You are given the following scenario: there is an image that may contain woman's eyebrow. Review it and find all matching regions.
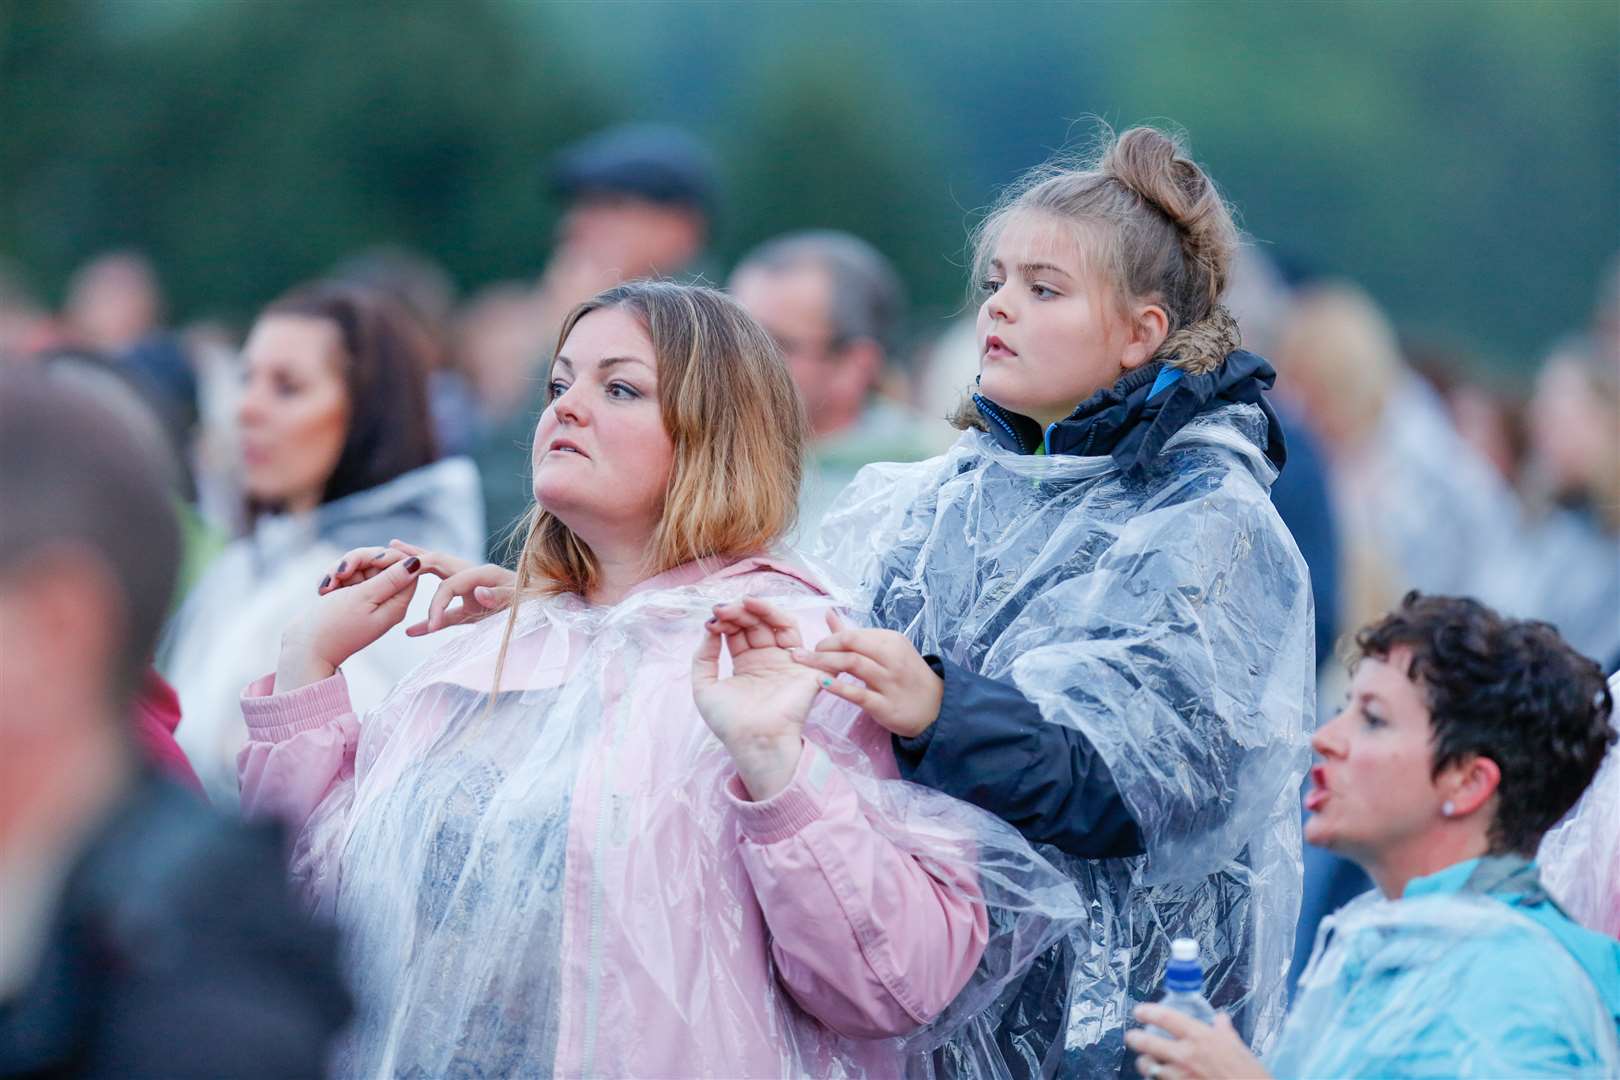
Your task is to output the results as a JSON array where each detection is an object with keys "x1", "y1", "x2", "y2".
[
  {"x1": 1018, "y1": 261, "x2": 1074, "y2": 279},
  {"x1": 597, "y1": 356, "x2": 653, "y2": 373}
]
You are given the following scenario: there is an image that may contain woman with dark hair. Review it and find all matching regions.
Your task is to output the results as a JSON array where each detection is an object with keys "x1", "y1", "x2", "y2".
[
  {"x1": 1127, "y1": 592, "x2": 1620, "y2": 1079},
  {"x1": 162, "y1": 282, "x2": 485, "y2": 804}
]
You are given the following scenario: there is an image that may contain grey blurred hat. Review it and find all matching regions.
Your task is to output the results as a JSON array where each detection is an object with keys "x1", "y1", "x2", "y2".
[{"x1": 550, "y1": 124, "x2": 717, "y2": 218}]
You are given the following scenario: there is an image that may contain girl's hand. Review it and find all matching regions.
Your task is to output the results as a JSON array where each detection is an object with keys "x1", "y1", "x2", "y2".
[
  {"x1": 278, "y1": 551, "x2": 426, "y2": 692},
  {"x1": 789, "y1": 611, "x2": 943, "y2": 739},
  {"x1": 692, "y1": 597, "x2": 821, "y2": 801},
  {"x1": 1123, "y1": 1005, "x2": 1271, "y2": 1080}
]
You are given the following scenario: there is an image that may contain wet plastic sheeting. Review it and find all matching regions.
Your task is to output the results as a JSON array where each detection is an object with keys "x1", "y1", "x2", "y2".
[{"x1": 1271, "y1": 892, "x2": 1620, "y2": 1077}]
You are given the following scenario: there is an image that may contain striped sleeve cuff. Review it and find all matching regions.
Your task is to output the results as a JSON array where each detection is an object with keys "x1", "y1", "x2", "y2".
[
  {"x1": 240, "y1": 671, "x2": 354, "y2": 742},
  {"x1": 727, "y1": 740, "x2": 844, "y2": 844}
]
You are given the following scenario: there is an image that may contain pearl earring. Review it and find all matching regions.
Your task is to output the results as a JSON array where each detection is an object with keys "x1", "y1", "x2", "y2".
[{"x1": 1441, "y1": 800, "x2": 1455, "y2": 818}]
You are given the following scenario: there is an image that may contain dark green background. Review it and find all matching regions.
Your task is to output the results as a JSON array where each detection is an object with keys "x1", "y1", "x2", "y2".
[{"x1": 3, "y1": 0, "x2": 1614, "y2": 375}]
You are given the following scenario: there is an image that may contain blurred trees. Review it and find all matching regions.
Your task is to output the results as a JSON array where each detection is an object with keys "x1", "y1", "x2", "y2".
[
  {"x1": 1, "y1": 0, "x2": 613, "y2": 324},
  {"x1": 719, "y1": 34, "x2": 967, "y2": 336},
  {"x1": 2, "y1": 0, "x2": 1614, "y2": 365}
]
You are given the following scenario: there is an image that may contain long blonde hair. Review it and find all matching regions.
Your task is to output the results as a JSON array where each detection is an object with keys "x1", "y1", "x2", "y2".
[{"x1": 490, "y1": 281, "x2": 807, "y2": 690}]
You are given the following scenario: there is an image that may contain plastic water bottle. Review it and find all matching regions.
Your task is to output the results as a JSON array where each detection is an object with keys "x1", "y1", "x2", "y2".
[{"x1": 1146, "y1": 937, "x2": 1217, "y2": 1036}]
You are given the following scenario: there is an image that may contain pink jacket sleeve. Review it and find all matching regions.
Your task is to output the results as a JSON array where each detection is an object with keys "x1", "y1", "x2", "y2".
[
  {"x1": 237, "y1": 672, "x2": 360, "y2": 834},
  {"x1": 728, "y1": 738, "x2": 990, "y2": 1041}
]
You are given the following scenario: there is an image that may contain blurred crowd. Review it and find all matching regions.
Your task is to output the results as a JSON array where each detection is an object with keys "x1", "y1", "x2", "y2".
[
  {"x1": 4, "y1": 129, "x2": 1614, "y2": 682},
  {"x1": 0, "y1": 123, "x2": 1615, "y2": 1078}
]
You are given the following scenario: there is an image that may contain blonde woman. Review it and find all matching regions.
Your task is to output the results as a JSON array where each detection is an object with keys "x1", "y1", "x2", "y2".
[{"x1": 236, "y1": 282, "x2": 1078, "y2": 1077}]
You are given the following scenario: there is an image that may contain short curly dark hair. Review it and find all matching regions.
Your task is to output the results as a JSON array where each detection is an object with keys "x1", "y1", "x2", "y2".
[{"x1": 1354, "y1": 591, "x2": 1615, "y2": 856}]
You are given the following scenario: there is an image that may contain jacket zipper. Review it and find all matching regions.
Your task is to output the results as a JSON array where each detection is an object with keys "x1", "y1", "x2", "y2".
[{"x1": 973, "y1": 394, "x2": 1031, "y2": 454}]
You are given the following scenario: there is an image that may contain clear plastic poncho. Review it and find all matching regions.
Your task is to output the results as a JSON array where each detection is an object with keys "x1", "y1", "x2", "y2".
[
  {"x1": 1270, "y1": 890, "x2": 1620, "y2": 1077},
  {"x1": 811, "y1": 404, "x2": 1315, "y2": 1077},
  {"x1": 288, "y1": 560, "x2": 1087, "y2": 1078},
  {"x1": 1538, "y1": 673, "x2": 1620, "y2": 938}
]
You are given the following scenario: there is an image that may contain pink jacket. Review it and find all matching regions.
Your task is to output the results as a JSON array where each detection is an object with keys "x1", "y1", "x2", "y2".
[{"x1": 238, "y1": 558, "x2": 992, "y2": 1077}]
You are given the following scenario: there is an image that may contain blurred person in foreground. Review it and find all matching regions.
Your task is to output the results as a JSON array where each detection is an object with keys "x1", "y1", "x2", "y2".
[
  {"x1": 0, "y1": 367, "x2": 349, "y2": 1078},
  {"x1": 160, "y1": 282, "x2": 484, "y2": 805},
  {"x1": 31, "y1": 351, "x2": 205, "y2": 797},
  {"x1": 730, "y1": 230, "x2": 936, "y2": 533},
  {"x1": 472, "y1": 124, "x2": 716, "y2": 558},
  {"x1": 1127, "y1": 592, "x2": 1620, "y2": 1079},
  {"x1": 231, "y1": 282, "x2": 1079, "y2": 1076}
]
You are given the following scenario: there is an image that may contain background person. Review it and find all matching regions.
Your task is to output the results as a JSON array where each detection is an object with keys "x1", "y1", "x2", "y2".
[
  {"x1": 1270, "y1": 283, "x2": 1522, "y2": 637},
  {"x1": 1127, "y1": 592, "x2": 1620, "y2": 1079},
  {"x1": 1502, "y1": 335, "x2": 1620, "y2": 669},
  {"x1": 729, "y1": 230, "x2": 936, "y2": 532},
  {"x1": 160, "y1": 281, "x2": 484, "y2": 804},
  {"x1": 0, "y1": 367, "x2": 349, "y2": 1078}
]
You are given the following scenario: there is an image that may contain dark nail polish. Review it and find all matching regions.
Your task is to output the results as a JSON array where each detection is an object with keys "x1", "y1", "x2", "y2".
[
  {"x1": 404, "y1": 556, "x2": 421, "y2": 573},
  {"x1": 320, "y1": 575, "x2": 331, "y2": 590},
  {"x1": 336, "y1": 560, "x2": 347, "y2": 574}
]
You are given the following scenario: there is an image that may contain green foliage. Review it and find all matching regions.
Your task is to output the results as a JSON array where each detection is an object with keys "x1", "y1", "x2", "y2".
[
  {"x1": 718, "y1": 32, "x2": 968, "y2": 331},
  {"x1": 1, "y1": 0, "x2": 615, "y2": 323}
]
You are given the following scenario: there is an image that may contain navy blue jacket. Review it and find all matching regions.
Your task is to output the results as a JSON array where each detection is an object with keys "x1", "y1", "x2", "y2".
[{"x1": 891, "y1": 352, "x2": 1288, "y2": 862}]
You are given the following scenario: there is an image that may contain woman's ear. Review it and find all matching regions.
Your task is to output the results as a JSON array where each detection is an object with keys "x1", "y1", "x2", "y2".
[
  {"x1": 1442, "y1": 753, "x2": 1502, "y2": 818},
  {"x1": 1119, "y1": 303, "x2": 1169, "y2": 372}
]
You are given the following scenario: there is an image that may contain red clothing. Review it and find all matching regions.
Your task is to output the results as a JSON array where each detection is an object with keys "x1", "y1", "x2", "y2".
[{"x1": 134, "y1": 668, "x2": 205, "y2": 796}]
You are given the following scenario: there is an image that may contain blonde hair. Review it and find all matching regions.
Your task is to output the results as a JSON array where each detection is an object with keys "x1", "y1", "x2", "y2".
[
  {"x1": 1272, "y1": 283, "x2": 1404, "y2": 449},
  {"x1": 953, "y1": 124, "x2": 1241, "y2": 429},
  {"x1": 489, "y1": 281, "x2": 806, "y2": 691}
]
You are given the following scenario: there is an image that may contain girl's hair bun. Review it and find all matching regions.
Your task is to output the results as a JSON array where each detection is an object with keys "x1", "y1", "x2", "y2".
[{"x1": 1101, "y1": 127, "x2": 1237, "y2": 312}]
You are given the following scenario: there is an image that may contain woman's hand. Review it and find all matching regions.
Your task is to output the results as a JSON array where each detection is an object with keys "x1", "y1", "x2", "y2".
[
  {"x1": 692, "y1": 597, "x2": 822, "y2": 801},
  {"x1": 1124, "y1": 1005, "x2": 1271, "y2": 1080},
  {"x1": 277, "y1": 549, "x2": 426, "y2": 692},
  {"x1": 318, "y1": 540, "x2": 516, "y2": 637},
  {"x1": 788, "y1": 611, "x2": 943, "y2": 739}
]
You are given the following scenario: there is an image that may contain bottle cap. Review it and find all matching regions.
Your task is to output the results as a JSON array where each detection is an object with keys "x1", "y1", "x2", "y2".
[{"x1": 1170, "y1": 938, "x2": 1200, "y2": 963}]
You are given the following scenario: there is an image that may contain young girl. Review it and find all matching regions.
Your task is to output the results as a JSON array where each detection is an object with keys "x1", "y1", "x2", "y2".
[
  {"x1": 236, "y1": 282, "x2": 1079, "y2": 1077},
  {"x1": 778, "y1": 126, "x2": 1317, "y2": 1076}
]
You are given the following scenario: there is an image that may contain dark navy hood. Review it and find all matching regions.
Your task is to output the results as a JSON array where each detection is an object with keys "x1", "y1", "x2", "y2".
[{"x1": 972, "y1": 349, "x2": 1288, "y2": 474}]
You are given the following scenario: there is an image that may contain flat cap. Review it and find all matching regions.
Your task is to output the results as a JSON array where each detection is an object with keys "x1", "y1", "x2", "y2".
[{"x1": 550, "y1": 124, "x2": 717, "y2": 217}]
